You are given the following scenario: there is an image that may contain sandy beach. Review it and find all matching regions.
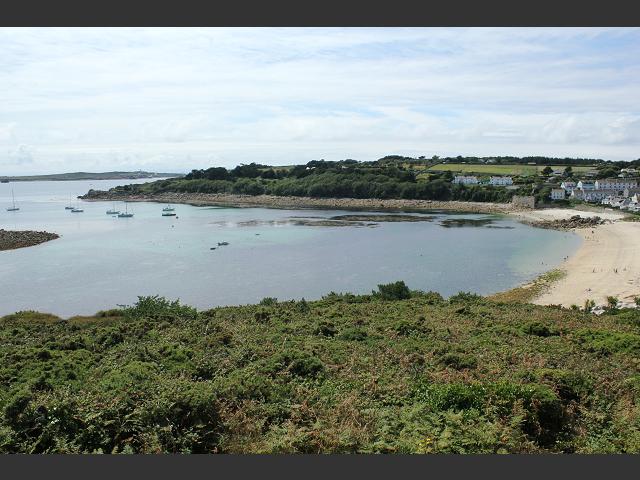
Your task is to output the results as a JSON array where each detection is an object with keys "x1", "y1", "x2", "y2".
[
  {"x1": 509, "y1": 207, "x2": 639, "y2": 308},
  {"x1": 533, "y1": 220, "x2": 640, "y2": 308}
]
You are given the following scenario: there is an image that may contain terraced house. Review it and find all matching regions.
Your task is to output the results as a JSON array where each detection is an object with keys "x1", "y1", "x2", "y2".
[
  {"x1": 594, "y1": 178, "x2": 638, "y2": 192},
  {"x1": 452, "y1": 175, "x2": 479, "y2": 185},
  {"x1": 488, "y1": 176, "x2": 513, "y2": 186}
]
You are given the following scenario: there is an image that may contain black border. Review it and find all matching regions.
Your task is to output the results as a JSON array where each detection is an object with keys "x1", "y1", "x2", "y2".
[
  {"x1": 0, "y1": 0, "x2": 639, "y2": 26},
  {"x1": 2, "y1": 0, "x2": 640, "y2": 477},
  {"x1": 1, "y1": 453, "x2": 640, "y2": 478}
]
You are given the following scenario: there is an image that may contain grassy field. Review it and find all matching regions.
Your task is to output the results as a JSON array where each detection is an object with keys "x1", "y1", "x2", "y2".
[
  {"x1": 426, "y1": 164, "x2": 597, "y2": 176},
  {"x1": 1, "y1": 286, "x2": 639, "y2": 453}
]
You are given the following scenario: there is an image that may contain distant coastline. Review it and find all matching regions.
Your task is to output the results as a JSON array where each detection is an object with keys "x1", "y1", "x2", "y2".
[{"x1": 0, "y1": 171, "x2": 183, "y2": 182}]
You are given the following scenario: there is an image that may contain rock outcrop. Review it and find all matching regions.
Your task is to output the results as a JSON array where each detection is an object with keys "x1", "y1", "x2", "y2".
[{"x1": 0, "y1": 229, "x2": 59, "y2": 251}]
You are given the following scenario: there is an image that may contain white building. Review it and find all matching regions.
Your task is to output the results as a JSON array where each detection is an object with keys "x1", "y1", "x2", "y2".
[
  {"x1": 560, "y1": 181, "x2": 576, "y2": 193},
  {"x1": 452, "y1": 175, "x2": 479, "y2": 185},
  {"x1": 488, "y1": 176, "x2": 513, "y2": 186},
  {"x1": 595, "y1": 178, "x2": 638, "y2": 191},
  {"x1": 550, "y1": 188, "x2": 565, "y2": 200},
  {"x1": 577, "y1": 180, "x2": 595, "y2": 190},
  {"x1": 572, "y1": 189, "x2": 617, "y2": 203}
]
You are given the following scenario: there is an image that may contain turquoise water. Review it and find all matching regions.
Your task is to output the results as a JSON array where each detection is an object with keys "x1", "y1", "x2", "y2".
[{"x1": 0, "y1": 180, "x2": 582, "y2": 317}]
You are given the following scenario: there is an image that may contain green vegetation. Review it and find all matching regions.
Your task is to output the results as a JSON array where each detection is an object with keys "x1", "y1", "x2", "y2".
[
  {"x1": 87, "y1": 155, "x2": 640, "y2": 206},
  {"x1": 488, "y1": 269, "x2": 567, "y2": 304},
  {"x1": 1, "y1": 284, "x2": 640, "y2": 453},
  {"x1": 427, "y1": 164, "x2": 596, "y2": 176},
  {"x1": 93, "y1": 160, "x2": 520, "y2": 204}
]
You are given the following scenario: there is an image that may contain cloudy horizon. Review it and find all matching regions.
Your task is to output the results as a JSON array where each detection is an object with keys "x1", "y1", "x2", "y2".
[{"x1": 1, "y1": 27, "x2": 639, "y2": 175}]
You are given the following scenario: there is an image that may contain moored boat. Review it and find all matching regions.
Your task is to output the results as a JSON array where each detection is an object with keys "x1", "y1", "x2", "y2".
[
  {"x1": 118, "y1": 202, "x2": 134, "y2": 218},
  {"x1": 6, "y1": 189, "x2": 19, "y2": 211}
]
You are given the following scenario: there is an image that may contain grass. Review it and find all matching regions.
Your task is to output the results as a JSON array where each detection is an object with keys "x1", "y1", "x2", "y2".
[
  {"x1": 427, "y1": 164, "x2": 597, "y2": 176},
  {"x1": 488, "y1": 269, "x2": 567, "y2": 304},
  {"x1": 1, "y1": 286, "x2": 640, "y2": 453}
]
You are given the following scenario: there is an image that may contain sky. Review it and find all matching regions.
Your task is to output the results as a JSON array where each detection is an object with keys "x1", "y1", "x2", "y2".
[{"x1": 0, "y1": 27, "x2": 639, "y2": 175}]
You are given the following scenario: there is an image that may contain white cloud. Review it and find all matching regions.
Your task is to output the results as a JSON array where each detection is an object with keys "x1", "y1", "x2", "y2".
[{"x1": 0, "y1": 27, "x2": 639, "y2": 174}]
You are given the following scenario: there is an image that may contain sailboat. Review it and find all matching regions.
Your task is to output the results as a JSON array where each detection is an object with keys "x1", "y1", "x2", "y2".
[
  {"x1": 118, "y1": 202, "x2": 134, "y2": 218},
  {"x1": 106, "y1": 202, "x2": 120, "y2": 215},
  {"x1": 65, "y1": 194, "x2": 74, "y2": 210},
  {"x1": 71, "y1": 199, "x2": 84, "y2": 213},
  {"x1": 6, "y1": 189, "x2": 19, "y2": 211},
  {"x1": 162, "y1": 204, "x2": 175, "y2": 212}
]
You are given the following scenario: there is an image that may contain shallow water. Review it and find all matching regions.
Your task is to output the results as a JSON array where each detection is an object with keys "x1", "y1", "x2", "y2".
[{"x1": 0, "y1": 180, "x2": 582, "y2": 317}]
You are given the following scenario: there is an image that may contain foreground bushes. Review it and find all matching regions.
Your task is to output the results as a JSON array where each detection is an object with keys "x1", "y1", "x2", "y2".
[{"x1": 1, "y1": 293, "x2": 640, "y2": 453}]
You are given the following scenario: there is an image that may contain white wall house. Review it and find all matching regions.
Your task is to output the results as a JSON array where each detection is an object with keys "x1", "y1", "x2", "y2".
[
  {"x1": 452, "y1": 175, "x2": 479, "y2": 185},
  {"x1": 560, "y1": 181, "x2": 576, "y2": 192},
  {"x1": 595, "y1": 178, "x2": 638, "y2": 191},
  {"x1": 550, "y1": 188, "x2": 565, "y2": 200},
  {"x1": 572, "y1": 189, "x2": 617, "y2": 203},
  {"x1": 488, "y1": 176, "x2": 513, "y2": 186},
  {"x1": 577, "y1": 181, "x2": 596, "y2": 190}
]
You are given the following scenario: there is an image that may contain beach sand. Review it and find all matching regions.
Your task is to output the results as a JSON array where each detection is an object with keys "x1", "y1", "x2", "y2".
[{"x1": 533, "y1": 219, "x2": 640, "y2": 308}]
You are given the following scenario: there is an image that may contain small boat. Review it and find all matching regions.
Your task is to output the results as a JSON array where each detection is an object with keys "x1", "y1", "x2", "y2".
[
  {"x1": 162, "y1": 212, "x2": 176, "y2": 217},
  {"x1": 71, "y1": 207, "x2": 84, "y2": 213},
  {"x1": 217, "y1": 241, "x2": 229, "y2": 246},
  {"x1": 65, "y1": 193, "x2": 74, "y2": 210},
  {"x1": 162, "y1": 204, "x2": 175, "y2": 212},
  {"x1": 118, "y1": 202, "x2": 134, "y2": 218},
  {"x1": 6, "y1": 189, "x2": 19, "y2": 211},
  {"x1": 106, "y1": 203, "x2": 120, "y2": 215}
]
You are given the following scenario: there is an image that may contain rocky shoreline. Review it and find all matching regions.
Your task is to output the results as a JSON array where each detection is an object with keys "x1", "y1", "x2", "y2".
[
  {"x1": 519, "y1": 215, "x2": 608, "y2": 231},
  {"x1": 0, "y1": 229, "x2": 59, "y2": 251},
  {"x1": 81, "y1": 190, "x2": 518, "y2": 215}
]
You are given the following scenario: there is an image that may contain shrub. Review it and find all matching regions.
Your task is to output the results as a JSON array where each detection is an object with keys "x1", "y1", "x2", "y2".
[
  {"x1": 438, "y1": 353, "x2": 478, "y2": 370},
  {"x1": 259, "y1": 297, "x2": 278, "y2": 306},
  {"x1": 524, "y1": 322, "x2": 559, "y2": 338},
  {"x1": 314, "y1": 320, "x2": 337, "y2": 337},
  {"x1": 123, "y1": 296, "x2": 197, "y2": 321},
  {"x1": 338, "y1": 327, "x2": 368, "y2": 341},
  {"x1": 264, "y1": 350, "x2": 325, "y2": 378},
  {"x1": 577, "y1": 330, "x2": 640, "y2": 355},
  {"x1": 374, "y1": 281, "x2": 412, "y2": 301},
  {"x1": 449, "y1": 292, "x2": 484, "y2": 304}
]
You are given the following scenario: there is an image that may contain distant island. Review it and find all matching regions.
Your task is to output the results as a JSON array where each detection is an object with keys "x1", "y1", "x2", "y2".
[{"x1": 0, "y1": 171, "x2": 184, "y2": 182}]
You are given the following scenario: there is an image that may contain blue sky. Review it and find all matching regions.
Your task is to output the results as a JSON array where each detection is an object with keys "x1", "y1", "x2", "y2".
[{"x1": 0, "y1": 27, "x2": 639, "y2": 174}]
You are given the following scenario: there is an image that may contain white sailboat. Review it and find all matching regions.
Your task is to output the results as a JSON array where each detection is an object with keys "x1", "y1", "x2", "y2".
[
  {"x1": 6, "y1": 189, "x2": 19, "y2": 211},
  {"x1": 106, "y1": 202, "x2": 120, "y2": 215},
  {"x1": 118, "y1": 202, "x2": 134, "y2": 218},
  {"x1": 71, "y1": 200, "x2": 84, "y2": 213},
  {"x1": 65, "y1": 193, "x2": 74, "y2": 210}
]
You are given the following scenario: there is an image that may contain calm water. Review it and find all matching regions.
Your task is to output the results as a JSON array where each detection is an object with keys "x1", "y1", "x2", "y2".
[{"x1": 0, "y1": 180, "x2": 582, "y2": 317}]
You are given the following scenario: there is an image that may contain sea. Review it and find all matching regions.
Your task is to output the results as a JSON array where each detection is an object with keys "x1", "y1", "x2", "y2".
[{"x1": 0, "y1": 179, "x2": 582, "y2": 317}]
